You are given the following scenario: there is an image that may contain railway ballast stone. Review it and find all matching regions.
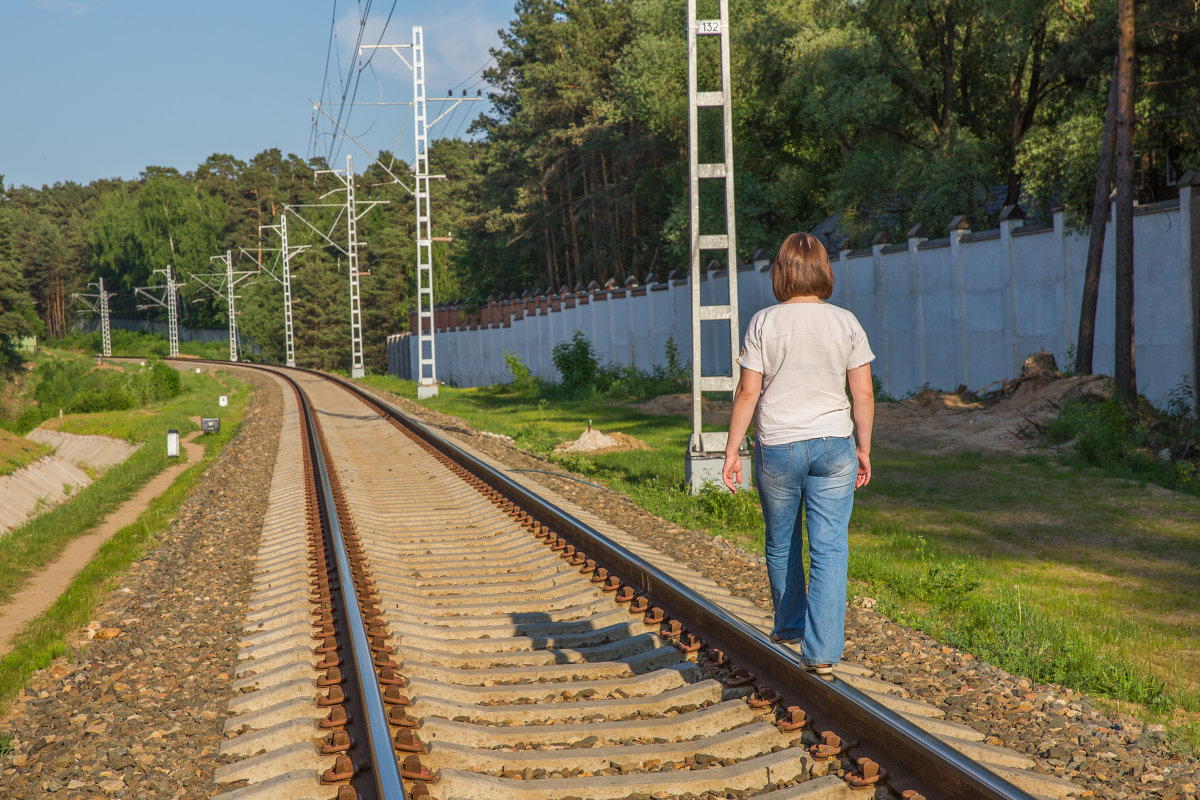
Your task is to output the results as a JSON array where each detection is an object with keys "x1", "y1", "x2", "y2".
[{"x1": 0, "y1": 369, "x2": 281, "y2": 800}]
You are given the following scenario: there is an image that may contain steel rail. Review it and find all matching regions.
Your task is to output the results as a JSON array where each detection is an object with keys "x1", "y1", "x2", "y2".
[
  {"x1": 323, "y1": 372, "x2": 1039, "y2": 800},
  {"x1": 294, "y1": 377, "x2": 407, "y2": 800}
]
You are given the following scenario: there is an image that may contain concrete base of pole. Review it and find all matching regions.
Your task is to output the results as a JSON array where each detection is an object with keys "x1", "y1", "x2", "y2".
[
  {"x1": 417, "y1": 383, "x2": 439, "y2": 399},
  {"x1": 685, "y1": 432, "x2": 748, "y2": 495}
]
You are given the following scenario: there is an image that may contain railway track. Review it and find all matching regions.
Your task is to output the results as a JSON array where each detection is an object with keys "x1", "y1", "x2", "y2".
[{"x1": 206, "y1": 363, "x2": 1082, "y2": 800}]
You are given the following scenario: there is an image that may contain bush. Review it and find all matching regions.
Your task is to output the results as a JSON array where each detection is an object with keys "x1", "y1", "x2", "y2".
[
  {"x1": 695, "y1": 483, "x2": 762, "y2": 529},
  {"x1": 503, "y1": 350, "x2": 541, "y2": 394},
  {"x1": 1045, "y1": 390, "x2": 1200, "y2": 495},
  {"x1": 10, "y1": 356, "x2": 185, "y2": 431},
  {"x1": 127, "y1": 359, "x2": 182, "y2": 404},
  {"x1": 552, "y1": 331, "x2": 598, "y2": 393}
]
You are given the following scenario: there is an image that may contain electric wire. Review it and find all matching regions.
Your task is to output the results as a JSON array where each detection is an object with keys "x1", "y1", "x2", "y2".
[
  {"x1": 329, "y1": 0, "x2": 373, "y2": 162},
  {"x1": 310, "y1": 0, "x2": 340, "y2": 160}
]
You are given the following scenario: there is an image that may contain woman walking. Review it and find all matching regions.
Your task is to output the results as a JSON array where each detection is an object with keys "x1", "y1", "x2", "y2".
[{"x1": 722, "y1": 232, "x2": 875, "y2": 675}]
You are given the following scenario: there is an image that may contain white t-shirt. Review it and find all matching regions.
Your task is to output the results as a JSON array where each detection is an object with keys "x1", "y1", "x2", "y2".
[{"x1": 737, "y1": 302, "x2": 875, "y2": 445}]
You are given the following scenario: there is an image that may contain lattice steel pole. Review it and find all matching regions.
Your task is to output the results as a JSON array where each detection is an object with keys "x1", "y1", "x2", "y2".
[
  {"x1": 412, "y1": 26, "x2": 438, "y2": 398},
  {"x1": 134, "y1": 266, "x2": 180, "y2": 357},
  {"x1": 345, "y1": 154, "x2": 366, "y2": 378},
  {"x1": 685, "y1": 0, "x2": 744, "y2": 494},
  {"x1": 73, "y1": 281, "x2": 116, "y2": 358},
  {"x1": 280, "y1": 215, "x2": 297, "y2": 368},
  {"x1": 98, "y1": 277, "x2": 112, "y2": 358},
  {"x1": 355, "y1": 32, "x2": 483, "y2": 395},
  {"x1": 223, "y1": 252, "x2": 238, "y2": 361},
  {"x1": 165, "y1": 265, "x2": 179, "y2": 357}
]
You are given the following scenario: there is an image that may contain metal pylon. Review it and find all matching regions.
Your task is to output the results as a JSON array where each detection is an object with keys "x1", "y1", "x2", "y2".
[
  {"x1": 685, "y1": 0, "x2": 743, "y2": 493},
  {"x1": 99, "y1": 277, "x2": 113, "y2": 358},
  {"x1": 165, "y1": 265, "x2": 178, "y2": 357},
  {"x1": 280, "y1": 215, "x2": 297, "y2": 368},
  {"x1": 134, "y1": 265, "x2": 179, "y2": 357},
  {"x1": 72, "y1": 279, "x2": 115, "y2": 358},
  {"x1": 345, "y1": 154, "x2": 365, "y2": 378},
  {"x1": 225, "y1": 252, "x2": 239, "y2": 361},
  {"x1": 412, "y1": 26, "x2": 437, "y2": 398},
  {"x1": 285, "y1": 162, "x2": 383, "y2": 377},
  {"x1": 191, "y1": 252, "x2": 255, "y2": 363}
]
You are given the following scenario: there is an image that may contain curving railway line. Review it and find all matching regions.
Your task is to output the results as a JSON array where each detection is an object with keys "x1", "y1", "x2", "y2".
[{"x1": 204, "y1": 362, "x2": 1082, "y2": 800}]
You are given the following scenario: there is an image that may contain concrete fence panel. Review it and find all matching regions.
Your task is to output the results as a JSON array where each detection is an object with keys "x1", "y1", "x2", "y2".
[{"x1": 391, "y1": 191, "x2": 1197, "y2": 407}]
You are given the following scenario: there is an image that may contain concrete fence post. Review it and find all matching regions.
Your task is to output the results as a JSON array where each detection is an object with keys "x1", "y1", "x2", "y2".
[
  {"x1": 999, "y1": 204, "x2": 1025, "y2": 376},
  {"x1": 871, "y1": 231, "x2": 892, "y2": 391},
  {"x1": 907, "y1": 224, "x2": 929, "y2": 386},
  {"x1": 1052, "y1": 207, "x2": 1072, "y2": 360},
  {"x1": 1181, "y1": 171, "x2": 1200, "y2": 408},
  {"x1": 948, "y1": 215, "x2": 972, "y2": 387}
]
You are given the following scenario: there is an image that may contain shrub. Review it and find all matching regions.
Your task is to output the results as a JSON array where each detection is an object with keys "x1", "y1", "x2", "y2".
[
  {"x1": 503, "y1": 350, "x2": 540, "y2": 394},
  {"x1": 1044, "y1": 389, "x2": 1200, "y2": 495},
  {"x1": 127, "y1": 359, "x2": 182, "y2": 404},
  {"x1": 552, "y1": 331, "x2": 598, "y2": 393}
]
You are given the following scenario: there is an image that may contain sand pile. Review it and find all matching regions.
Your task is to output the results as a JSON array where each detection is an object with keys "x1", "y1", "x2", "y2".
[{"x1": 555, "y1": 425, "x2": 650, "y2": 454}]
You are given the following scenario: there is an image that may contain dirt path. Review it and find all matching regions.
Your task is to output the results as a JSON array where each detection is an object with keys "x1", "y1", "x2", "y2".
[{"x1": 0, "y1": 432, "x2": 205, "y2": 658}]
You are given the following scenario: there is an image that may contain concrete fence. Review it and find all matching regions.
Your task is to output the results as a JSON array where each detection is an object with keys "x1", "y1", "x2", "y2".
[{"x1": 389, "y1": 174, "x2": 1200, "y2": 407}]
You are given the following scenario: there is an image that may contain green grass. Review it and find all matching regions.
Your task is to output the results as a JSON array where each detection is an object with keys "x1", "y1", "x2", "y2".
[
  {"x1": 0, "y1": 367, "x2": 251, "y2": 710},
  {"x1": 360, "y1": 378, "x2": 1200, "y2": 750},
  {"x1": 0, "y1": 429, "x2": 50, "y2": 476}
]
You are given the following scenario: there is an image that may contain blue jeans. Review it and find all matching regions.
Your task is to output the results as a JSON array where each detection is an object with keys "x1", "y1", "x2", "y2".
[{"x1": 754, "y1": 435, "x2": 856, "y2": 665}]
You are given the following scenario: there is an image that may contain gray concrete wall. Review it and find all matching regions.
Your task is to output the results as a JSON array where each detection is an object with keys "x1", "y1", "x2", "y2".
[{"x1": 388, "y1": 191, "x2": 1197, "y2": 407}]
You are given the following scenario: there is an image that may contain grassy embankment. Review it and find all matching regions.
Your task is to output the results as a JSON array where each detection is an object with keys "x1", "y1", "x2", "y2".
[
  {"x1": 0, "y1": 430, "x2": 50, "y2": 476},
  {"x1": 0, "y1": 354, "x2": 250, "y2": 710},
  {"x1": 360, "y1": 372, "x2": 1200, "y2": 752}
]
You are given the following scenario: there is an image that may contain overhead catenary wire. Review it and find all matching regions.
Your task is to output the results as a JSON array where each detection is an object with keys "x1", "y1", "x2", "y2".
[
  {"x1": 320, "y1": 0, "x2": 402, "y2": 166},
  {"x1": 313, "y1": 8, "x2": 495, "y2": 171}
]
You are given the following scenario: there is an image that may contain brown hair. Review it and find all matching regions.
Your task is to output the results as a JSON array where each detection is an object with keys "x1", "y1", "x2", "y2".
[{"x1": 771, "y1": 232, "x2": 834, "y2": 301}]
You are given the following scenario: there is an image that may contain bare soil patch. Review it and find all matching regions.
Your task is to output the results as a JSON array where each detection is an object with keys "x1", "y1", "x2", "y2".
[
  {"x1": 628, "y1": 373, "x2": 1108, "y2": 456},
  {"x1": 628, "y1": 392, "x2": 732, "y2": 426},
  {"x1": 875, "y1": 374, "x2": 1109, "y2": 455}
]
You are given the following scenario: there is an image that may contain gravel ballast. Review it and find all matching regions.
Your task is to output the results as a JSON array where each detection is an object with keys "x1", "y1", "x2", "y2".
[{"x1": 0, "y1": 369, "x2": 281, "y2": 800}]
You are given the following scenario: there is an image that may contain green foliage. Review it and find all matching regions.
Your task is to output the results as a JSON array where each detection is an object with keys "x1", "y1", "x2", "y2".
[
  {"x1": 10, "y1": 355, "x2": 183, "y2": 432},
  {"x1": 552, "y1": 331, "x2": 599, "y2": 393},
  {"x1": 513, "y1": 399, "x2": 560, "y2": 455},
  {"x1": 1016, "y1": 110, "x2": 1106, "y2": 224},
  {"x1": 503, "y1": 350, "x2": 541, "y2": 394},
  {"x1": 695, "y1": 483, "x2": 762, "y2": 529},
  {"x1": 1044, "y1": 389, "x2": 1200, "y2": 495},
  {"x1": 546, "y1": 333, "x2": 690, "y2": 399},
  {"x1": 849, "y1": 521, "x2": 1175, "y2": 710}
]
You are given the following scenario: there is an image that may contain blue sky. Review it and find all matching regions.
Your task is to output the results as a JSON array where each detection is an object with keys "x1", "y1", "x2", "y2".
[{"x1": 0, "y1": 0, "x2": 512, "y2": 189}]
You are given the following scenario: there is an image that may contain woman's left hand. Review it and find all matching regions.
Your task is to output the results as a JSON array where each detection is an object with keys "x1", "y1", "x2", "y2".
[
  {"x1": 855, "y1": 450, "x2": 871, "y2": 489},
  {"x1": 721, "y1": 452, "x2": 742, "y2": 493}
]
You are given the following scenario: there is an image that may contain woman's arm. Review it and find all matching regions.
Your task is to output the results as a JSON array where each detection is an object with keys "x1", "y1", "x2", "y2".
[
  {"x1": 722, "y1": 368, "x2": 763, "y2": 493},
  {"x1": 846, "y1": 363, "x2": 874, "y2": 489}
]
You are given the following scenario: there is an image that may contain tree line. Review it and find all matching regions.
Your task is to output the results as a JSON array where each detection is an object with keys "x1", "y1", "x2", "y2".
[{"x1": 2, "y1": 0, "x2": 1196, "y2": 381}]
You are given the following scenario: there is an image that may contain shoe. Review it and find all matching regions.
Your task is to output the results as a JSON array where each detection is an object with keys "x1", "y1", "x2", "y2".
[
  {"x1": 804, "y1": 662, "x2": 835, "y2": 675},
  {"x1": 769, "y1": 632, "x2": 802, "y2": 645}
]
